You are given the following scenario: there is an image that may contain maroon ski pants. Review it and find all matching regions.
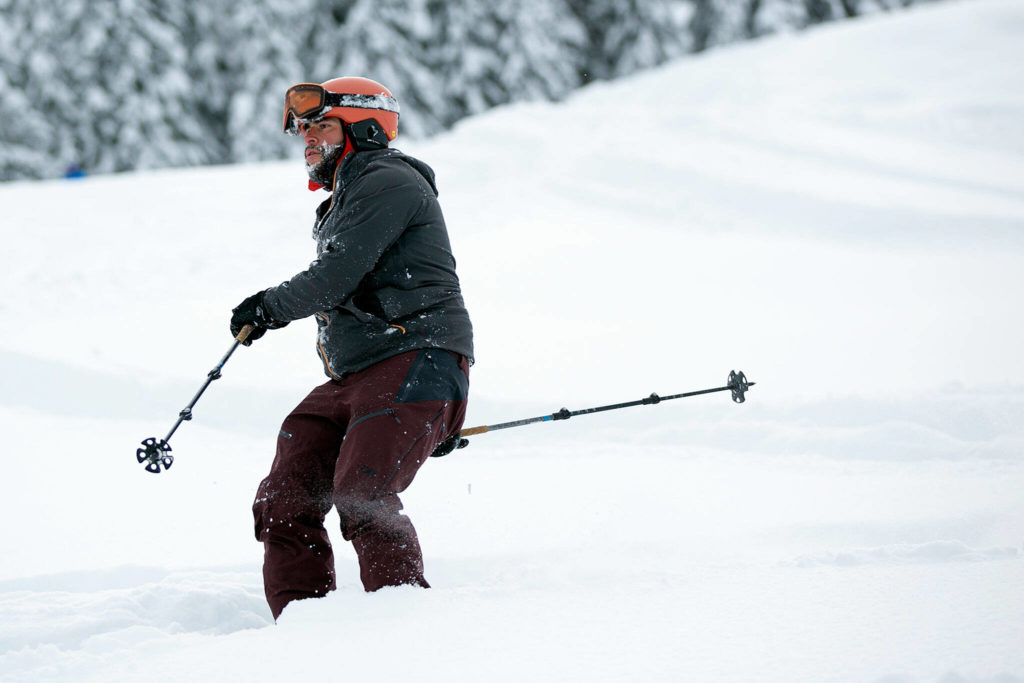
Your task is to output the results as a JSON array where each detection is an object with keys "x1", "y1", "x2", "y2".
[{"x1": 252, "y1": 348, "x2": 468, "y2": 619}]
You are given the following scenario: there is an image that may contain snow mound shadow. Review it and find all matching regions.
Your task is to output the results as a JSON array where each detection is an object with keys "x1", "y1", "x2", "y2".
[
  {"x1": 792, "y1": 540, "x2": 1021, "y2": 568},
  {"x1": 0, "y1": 568, "x2": 272, "y2": 653}
]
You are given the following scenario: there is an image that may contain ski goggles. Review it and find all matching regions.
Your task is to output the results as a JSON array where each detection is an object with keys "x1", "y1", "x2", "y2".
[{"x1": 282, "y1": 83, "x2": 401, "y2": 134}]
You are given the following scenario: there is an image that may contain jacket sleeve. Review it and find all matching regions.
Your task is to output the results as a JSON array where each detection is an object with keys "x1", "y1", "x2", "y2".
[{"x1": 261, "y1": 163, "x2": 424, "y2": 322}]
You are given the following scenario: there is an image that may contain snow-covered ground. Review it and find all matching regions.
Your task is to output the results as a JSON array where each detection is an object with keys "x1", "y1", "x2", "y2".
[{"x1": 2, "y1": 0, "x2": 1023, "y2": 680}]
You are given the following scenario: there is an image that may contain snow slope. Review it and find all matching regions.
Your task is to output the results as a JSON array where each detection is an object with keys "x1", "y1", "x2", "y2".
[{"x1": 1, "y1": 1, "x2": 1023, "y2": 680}]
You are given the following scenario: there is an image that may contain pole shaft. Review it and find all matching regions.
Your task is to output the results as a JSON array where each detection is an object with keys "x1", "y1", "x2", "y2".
[
  {"x1": 459, "y1": 384, "x2": 742, "y2": 438},
  {"x1": 160, "y1": 328, "x2": 253, "y2": 444}
]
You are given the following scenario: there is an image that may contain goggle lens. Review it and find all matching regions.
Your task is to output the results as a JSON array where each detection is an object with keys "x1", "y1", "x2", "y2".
[{"x1": 283, "y1": 84, "x2": 327, "y2": 133}]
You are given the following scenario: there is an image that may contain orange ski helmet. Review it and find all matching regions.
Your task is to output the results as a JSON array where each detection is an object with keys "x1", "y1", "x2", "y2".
[{"x1": 283, "y1": 76, "x2": 399, "y2": 142}]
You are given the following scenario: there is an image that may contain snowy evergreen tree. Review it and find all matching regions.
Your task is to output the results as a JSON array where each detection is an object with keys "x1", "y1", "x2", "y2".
[
  {"x1": 309, "y1": 0, "x2": 441, "y2": 136},
  {"x1": 219, "y1": 0, "x2": 309, "y2": 162},
  {"x1": 566, "y1": 0, "x2": 685, "y2": 82},
  {"x1": 689, "y1": 0, "x2": 721, "y2": 53},
  {"x1": 496, "y1": 0, "x2": 585, "y2": 103},
  {"x1": 689, "y1": 0, "x2": 775, "y2": 50},
  {"x1": 179, "y1": 0, "x2": 309, "y2": 164},
  {"x1": 0, "y1": 0, "x2": 938, "y2": 181},
  {"x1": 753, "y1": 0, "x2": 810, "y2": 36},
  {"x1": 0, "y1": 0, "x2": 42, "y2": 179},
  {"x1": 429, "y1": 0, "x2": 583, "y2": 129},
  {"x1": 85, "y1": 0, "x2": 205, "y2": 173}
]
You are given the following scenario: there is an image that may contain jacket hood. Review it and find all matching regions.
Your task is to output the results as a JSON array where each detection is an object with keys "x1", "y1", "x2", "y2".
[
  {"x1": 323, "y1": 149, "x2": 439, "y2": 197},
  {"x1": 398, "y1": 154, "x2": 439, "y2": 195}
]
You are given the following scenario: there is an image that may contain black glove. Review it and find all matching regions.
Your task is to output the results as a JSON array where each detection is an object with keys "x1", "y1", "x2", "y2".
[
  {"x1": 230, "y1": 290, "x2": 288, "y2": 345},
  {"x1": 430, "y1": 435, "x2": 469, "y2": 458}
]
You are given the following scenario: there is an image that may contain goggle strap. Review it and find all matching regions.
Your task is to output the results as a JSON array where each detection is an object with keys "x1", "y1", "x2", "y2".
[{"x1": 324, "y1": 92, "x2": 401, "y2": 115}]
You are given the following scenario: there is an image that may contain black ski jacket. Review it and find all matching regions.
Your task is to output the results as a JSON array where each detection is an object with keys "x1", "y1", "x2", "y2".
[{"x1": 262, "y1": 148, "x2": 474, "y2": 379}]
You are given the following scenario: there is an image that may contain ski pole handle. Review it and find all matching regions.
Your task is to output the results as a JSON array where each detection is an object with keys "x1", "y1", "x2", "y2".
[
  {"x1": 235, "y1": 324, "x2": 256, "y2": 343},
  {"x1": 460, "y1": 425, "x2": 489, "y2": 437}
]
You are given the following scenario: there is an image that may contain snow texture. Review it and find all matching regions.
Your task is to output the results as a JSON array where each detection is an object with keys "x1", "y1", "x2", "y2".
[{"x1": 1, "y1": 1, "x2": 1023, "y2": 680}]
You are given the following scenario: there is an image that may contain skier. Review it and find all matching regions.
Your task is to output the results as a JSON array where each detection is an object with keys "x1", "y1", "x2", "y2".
[{"x1": 230, "y1": 77, "x2": 474, "y2": 620}]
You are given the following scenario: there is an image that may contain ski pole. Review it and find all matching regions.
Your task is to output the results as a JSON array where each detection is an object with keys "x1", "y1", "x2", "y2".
[
  {"x1": 432, "y1": 370, "x2": 755, "y2": 456},
  {"x1": 135, "y1": 324, "x2": 254, "y2": 473}
]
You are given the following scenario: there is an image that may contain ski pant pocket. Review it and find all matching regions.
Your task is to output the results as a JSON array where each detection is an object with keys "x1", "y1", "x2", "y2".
[{"x1": 395, "y1": 349, "x2": 469, "y2": 404}]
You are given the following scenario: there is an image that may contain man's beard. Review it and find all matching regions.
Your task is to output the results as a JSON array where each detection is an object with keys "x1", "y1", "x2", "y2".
[{"x1": 306, "y1": 141, "x2": 346, "y2": 188}]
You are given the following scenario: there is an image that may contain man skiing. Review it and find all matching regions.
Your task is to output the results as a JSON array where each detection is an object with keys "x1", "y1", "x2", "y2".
[{"x1": 230, "y1": 77, "x2": 474, "y2": 620}]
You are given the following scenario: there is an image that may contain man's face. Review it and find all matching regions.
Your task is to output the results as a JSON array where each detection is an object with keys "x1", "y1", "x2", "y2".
[{"x1": 299, "y1": 118, "x2": 345, "y2": 166}]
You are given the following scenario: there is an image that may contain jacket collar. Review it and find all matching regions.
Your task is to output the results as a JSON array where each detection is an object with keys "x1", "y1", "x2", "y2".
[{"x1": 331, "y1": 148, "x2": 394, "y2": 196}]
